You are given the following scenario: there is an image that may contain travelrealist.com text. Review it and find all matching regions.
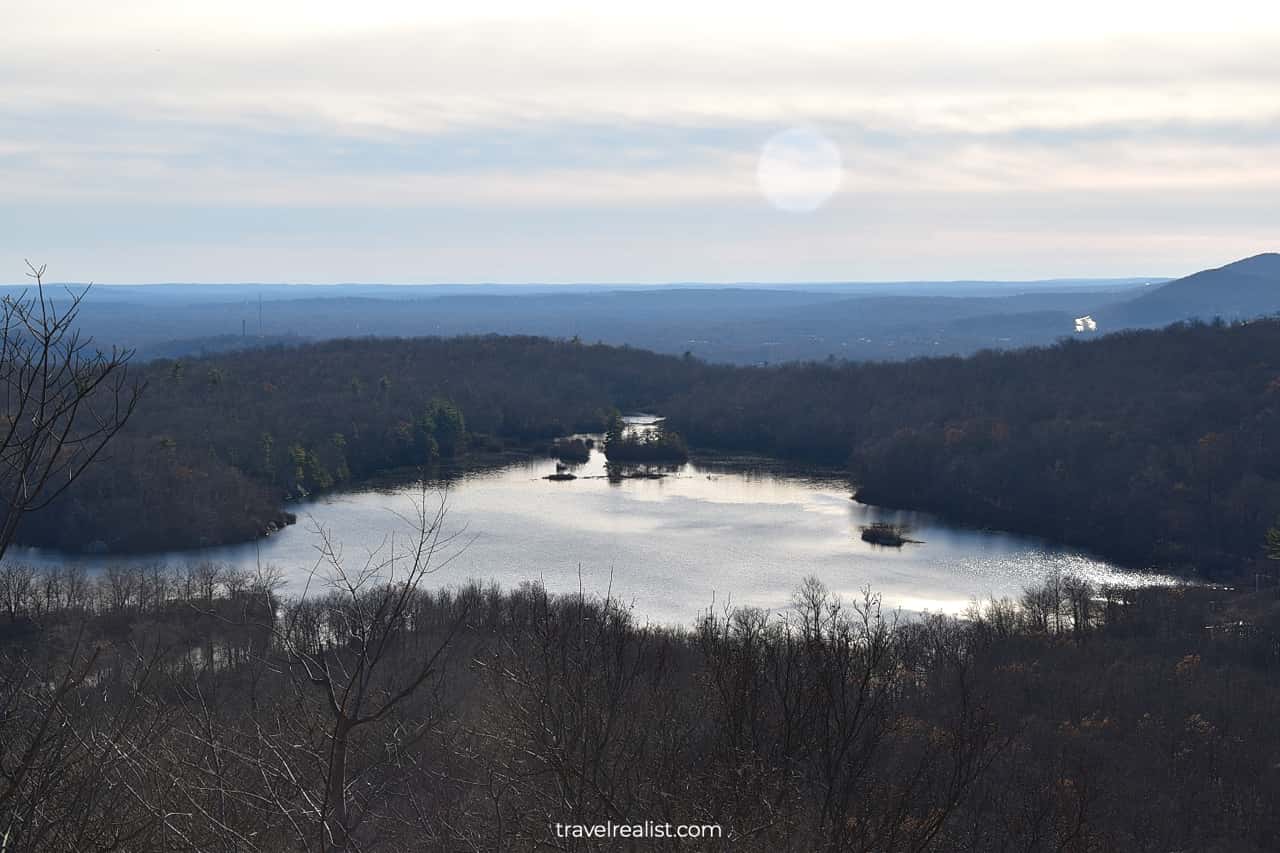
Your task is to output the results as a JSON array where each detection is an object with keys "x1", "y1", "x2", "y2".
[{"x1": 553, "y1": 822, "x2": 723, "y2": 840}]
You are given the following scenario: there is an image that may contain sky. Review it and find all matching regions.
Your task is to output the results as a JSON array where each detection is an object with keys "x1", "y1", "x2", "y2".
[{"x1": 3, "y1": 1, "x2": 1280, "y2": 284}]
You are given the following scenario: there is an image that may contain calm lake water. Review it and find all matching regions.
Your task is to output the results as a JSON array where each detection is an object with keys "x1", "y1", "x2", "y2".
[{"x1": 11, "y1": 418, "x2": 1178, "y2": 626}]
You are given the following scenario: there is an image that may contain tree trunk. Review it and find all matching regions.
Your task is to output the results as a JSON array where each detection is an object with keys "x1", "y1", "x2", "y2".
[{"x1": 324, "y1": 717, "x2": 351, "y2": 853}]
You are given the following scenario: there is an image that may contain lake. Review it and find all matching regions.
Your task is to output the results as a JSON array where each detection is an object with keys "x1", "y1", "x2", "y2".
[{"x1": 10, "y1": 418, "x2": 1177, "y2": 626}]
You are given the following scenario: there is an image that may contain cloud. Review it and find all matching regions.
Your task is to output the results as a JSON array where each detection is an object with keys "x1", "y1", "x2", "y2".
[{"x1": 2, "y1": 2, "x2": 1279, "y2": 280}]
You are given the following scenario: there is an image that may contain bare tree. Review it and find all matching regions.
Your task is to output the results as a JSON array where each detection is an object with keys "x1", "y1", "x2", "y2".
[
  {"x1": 0, "y1": 262, "x2": 141, "y2": 560},
  {"x1": 159, "y1": 486, "x2": 473, "y2": 852},
  {"x1": 295, "y1": 491, "x2": 471, "y2": 852}
]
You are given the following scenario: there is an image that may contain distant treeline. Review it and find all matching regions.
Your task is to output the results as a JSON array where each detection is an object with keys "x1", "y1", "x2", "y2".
[{"x1": 21, "y1": 320, "x2": 1280, "y2": 577}]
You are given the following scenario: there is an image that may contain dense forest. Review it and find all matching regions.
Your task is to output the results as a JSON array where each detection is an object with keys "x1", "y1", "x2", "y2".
[
  {"x1": 18, "y1": 337, "x2": 690, "y2": 552},
  {"x1": 2, "y1": 553, "x2": 1279, "y2": 851},
  {"x1": 20, "y1": 318, "x2": 1280, "y2": 579},
  {"x1": 666, "y1": 318, "x2": 1280, "y2": 578}
]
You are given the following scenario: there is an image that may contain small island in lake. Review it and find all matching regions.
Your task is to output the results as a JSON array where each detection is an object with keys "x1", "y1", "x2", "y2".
[
  {"x1": 860, "y1": 522, "x2": 918, "y2": 547},
  {"x1": 544, "y1": 462, "x2": 578, "y2": 481},
  {"x1": 603, "y1": 413, "x2": 690, "y2": 463}
]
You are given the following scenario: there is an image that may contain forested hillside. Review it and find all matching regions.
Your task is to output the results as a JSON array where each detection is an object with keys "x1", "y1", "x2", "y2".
[
  {"x1": 666, "y1": 319, "x2": 1280, "y2": 576},
  {"x1": 19, "y1": 337, "x2": 690, "y2": 552},
  {"x1": 22, "y1": 320, "x2": 1280, "y2": 578}
]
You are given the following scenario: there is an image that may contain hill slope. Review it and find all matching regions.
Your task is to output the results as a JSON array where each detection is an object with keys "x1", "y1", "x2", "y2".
[{"x1": 1101, "y1": 252, "x2": 1280, "y2": 328}]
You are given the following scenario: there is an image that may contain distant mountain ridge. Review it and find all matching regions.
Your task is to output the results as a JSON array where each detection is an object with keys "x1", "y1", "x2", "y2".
[
  {"x1": 1099, "y1": 252, "x2": 1280, "y2": 328},
  {"x1": 7, "y1": 255, "x2": 1278, "y2": 364}
]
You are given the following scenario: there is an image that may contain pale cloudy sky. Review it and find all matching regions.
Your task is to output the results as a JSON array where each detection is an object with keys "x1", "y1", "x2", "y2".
[{"x1": 3, "y1": 1, "x2": 1279, "y2": 283}]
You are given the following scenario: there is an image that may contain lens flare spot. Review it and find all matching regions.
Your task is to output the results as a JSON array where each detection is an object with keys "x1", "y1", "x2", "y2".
[{"x1": 756, "y1": 127, "x2": 843, "y2": 213}]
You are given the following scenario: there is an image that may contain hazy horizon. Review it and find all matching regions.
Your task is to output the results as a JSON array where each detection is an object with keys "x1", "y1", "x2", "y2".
[{"x1": 0, "y1": 274, "x2": 1172, "y2": 288}]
